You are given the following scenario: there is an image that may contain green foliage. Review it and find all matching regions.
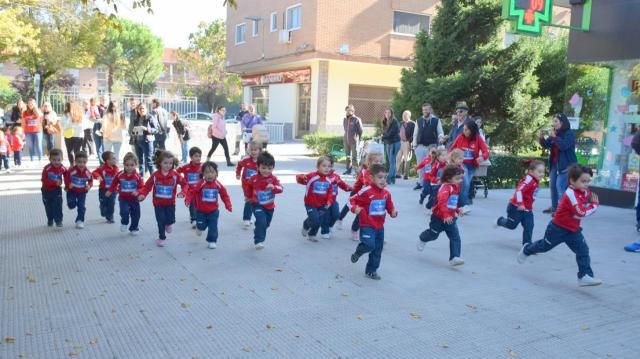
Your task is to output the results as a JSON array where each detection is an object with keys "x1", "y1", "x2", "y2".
[
  {"x1": 486, "y1": 154, "x2": 548, "y2": 188},
  {"x1": 0, "y1": 6, "x2": 39, "y2": 62},
  {"x1": 0, "y1": 76, "x2": 20, "y2": 108},
  {"x1": 116, "y1": 20, "x2": 164, "y2": 94},
  {"x1": 303, "y1": 133, "x2": 345, "y2": 156}
]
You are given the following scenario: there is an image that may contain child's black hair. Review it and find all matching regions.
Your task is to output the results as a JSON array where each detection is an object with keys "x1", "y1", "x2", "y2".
[
  {"x1": 257, "y1": 151, "x2": 275, "y2": 168},
  {"x1": 153, "y1": 150, "x2": 177, "y2": 170},
  {"x1": 189, "y1": 146, "x2": 202, "y2": 158},
  {"x1": 568, "y1": 164, "x2": 593, "y2": 182},
  {"x1": 75, "y1": 151, "x2": 88, "y2": 161},
  {"x1": 440, "y1": 165, "x2": 465, "y2": 184},
  {"x1": 102, "y1": 151, "x2": 115, "y2": 162},
  {"x1": 49, "y1": 148, "x2": 63, "y2": 159},
  {"x1": 201, "y1": 161, "x2": 218, "y2": 176},
  {"x1": 369, "y1": 163, "x2": 387, "y2": 176}
]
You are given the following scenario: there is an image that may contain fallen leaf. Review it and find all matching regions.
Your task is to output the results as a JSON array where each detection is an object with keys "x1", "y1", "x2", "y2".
[
  {"x1": 465, "y1": 304, "x2": 477, "y2": 310},
  {"x1": 275, "y1": 268, "x2": 283, "y2": 272},
  {"x1": 5, "y1": 337, "x2": 16, "y2": 344},
  {"x1": 271, "y1": 287, "x2": 278, "y2": 291},
  {"x1": 206, "y1": 325, "x2": 213, "y2": 330},
  {"x1": 65, "y1": 290, "x2": 71, "y2": 295},
  {"x1": 508, "y1": 349, "x2": 517, "y2": 357},
  {"x1": 89, "y1": 338, "x2": 97, "y2": 345},
  {"x1": 25, "y1": 332, "x2": 32, "y2": 336},
  {"x1": 26, "y1": 275, "x2": 36, "y2": 283},
  {"x1": 581, "y1": 325, "x2": 590, "y2": 331},
  {"x1": 73, "y1": 344, "x2": 83, "y2": 349},
  {"x1": 193, "y1": 288, "x2": 199, "y2": 292},
  {"x1": 64, "y1": 338, "x2": 72, "y2": 343},
  {"x1": 409, "y1": 312, "x2": 422, "y2": 319},
  {"x1": 266, "y1": 324, "x2": 274, "y2": 329},
  {"x1": 437, "y1": 343, "x2": 449, "y2": 349},
  {"x1": 513, "y1": 325, "x2": 521, "y2": 330},
  {"x1": 341, "y1": 292, "x2": 350, "y2": 297},
  {"x1": 180, "y1": 303, "x2": 189, "y2": 309},
  {"x1": 68, "y1": 352, "x2": 80, "y2": 357},
  {"x1": 357, "y1": 315, "x2": 364, "y2": 320},
  {"x1": 242, "y1": 346, "x2": 252, "y2": 352}
]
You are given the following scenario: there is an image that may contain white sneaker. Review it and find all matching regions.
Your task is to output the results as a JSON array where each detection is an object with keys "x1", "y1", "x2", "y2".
[
  {"x1": 75, "y1": 221, "x2": 85, "y2": 229},
  {"x1": 208, "y1": 242, "x2": 217, "y2": 249},
  {"x1": 129, "y1": 229, "x2": 140, "y2": 236},
  {"x1": 460, "y1": 206, "x2": 472, "y2": 215},
  {"x1": 301, "y1": 227, "x2": 308, "y2": 238},
  {"x1": 5, "y1": 169, "x2": 12, "y2": 174},
  {"x1": 351, "y1": 231, "x2": 360, "y2": 241},
  {"x1": 321, "y1": 233, "x2": 331, "y2": 240},
  {"x1": 243, "y1": 220, "x2": 251, "y2": 229},
  {"x1": 578, "y1": 275, "x2": 602, "y2": 287},
  {"x1": 335, "y1": 220, "x2": 343, "y2": 230},
  {"x1": 416, "y1": 240, "x2": 426, "y2": 252},
  {"x1": 449, "y1": 257, "x2": 465, "y2": 266},
  {"x1": 191, "y1": 222, "x2": 197, "y2": 229},
  {"x1": 517, "y1": 245, "x2": 528, "y2": 264},
  {"x1": 196, "y1": 229, "x2": 203, "y2": 237},
  {"x1": 120, "y1": 225, "x2": 127, "y2": 232},
  {"x1": 307, "y1": 235, "x2": 318, "y2": 242},
  {"x1": 255, "y1": 243, "x2": 265, "y2": 250}
]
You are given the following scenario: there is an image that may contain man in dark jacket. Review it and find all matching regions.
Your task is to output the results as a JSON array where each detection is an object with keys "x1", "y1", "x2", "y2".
[
  {"x1": 445, "y1": 102, "x2": 473, "y2": 149},
  {"x1": 397, "y1": 110, "x2": 416, "y2": 180},
  {"x1": 342, "y1": 104, "x2": 363, "y2": 175},
  {"x1": 412, "y1": 103, "x2": 443, "y2": 189},
  {"x1": 151, "y1": 99, "x2": 170, "y2": 150},
  {"x1": 625, "y1": 131, "x2": 640, "y2": 252}
]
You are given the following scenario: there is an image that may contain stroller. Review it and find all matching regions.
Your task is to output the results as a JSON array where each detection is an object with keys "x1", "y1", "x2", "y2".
[
  {"x1": 470, "y1": 159, "x2": 491, "y2": 199},
  {"x1": 358, "y1": 136, "x2": 385, "y2": 165}
]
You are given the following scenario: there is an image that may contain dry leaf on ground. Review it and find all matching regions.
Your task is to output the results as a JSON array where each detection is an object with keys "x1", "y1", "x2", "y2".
[{"x1": 409, "y1": 312, "x2": 422, "y2": 319}]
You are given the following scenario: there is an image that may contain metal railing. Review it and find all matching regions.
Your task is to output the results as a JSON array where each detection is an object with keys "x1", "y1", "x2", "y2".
[{"x1": 265, "y1": 122, "x2": 285, "y2": 144}]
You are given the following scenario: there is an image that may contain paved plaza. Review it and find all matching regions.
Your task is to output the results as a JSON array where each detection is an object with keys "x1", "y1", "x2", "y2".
[{"x1": 0, "y1": 143, "x2": 639, "y2": 358}]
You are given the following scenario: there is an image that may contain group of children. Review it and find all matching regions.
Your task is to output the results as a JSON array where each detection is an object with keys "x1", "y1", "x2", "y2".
[{"x1": 0, "y1": 126, "x2": 25, "y2": 173}]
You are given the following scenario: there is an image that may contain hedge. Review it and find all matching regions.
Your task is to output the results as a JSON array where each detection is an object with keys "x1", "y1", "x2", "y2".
[{"x1": 303, "y1": 133, "x2": 345, "y2": 156}]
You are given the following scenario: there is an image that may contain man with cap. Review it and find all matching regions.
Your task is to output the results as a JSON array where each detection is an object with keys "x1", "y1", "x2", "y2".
[{"x1": 445, "y1": 102, "x2": 473, "y2": 148}]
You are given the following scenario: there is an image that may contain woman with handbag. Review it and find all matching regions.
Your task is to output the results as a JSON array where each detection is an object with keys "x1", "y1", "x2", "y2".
[
  {"x1": 207, "y1": 106, "x2": 234, "y2": 166},
  {"x1": 130, "y1": 103, "x2": 158, "y2": 176},
  {"x1": 42, "y1": 102, "x2": 61, "y2": 155}
]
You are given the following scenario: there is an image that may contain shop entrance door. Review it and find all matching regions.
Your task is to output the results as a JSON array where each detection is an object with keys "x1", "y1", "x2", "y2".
[{"x1": 297, "y1": 83, "x2": 311, "y2": 137}]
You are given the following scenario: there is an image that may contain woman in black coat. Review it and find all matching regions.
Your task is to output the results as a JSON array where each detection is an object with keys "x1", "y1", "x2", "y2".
[{"x1": 381, "y1": 108, "x2": 401, "y2": 184}]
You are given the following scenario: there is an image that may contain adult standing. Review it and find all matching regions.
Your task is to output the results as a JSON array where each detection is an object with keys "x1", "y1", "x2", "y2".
[
  {"x1": 21, "y1": 98, "x2": 42, "y2": 163},
  {"x1": 81, "y1": 99, "x2": 94, "y2": 156},
  {"x1": 445, "y1": 102, "x2": 473, "y2": 149},
  {"x1": 151, "y1": 99, "x2": 170, "y2": 150},
  {"x1": 171, "y1": 111, "x2": 190, "y2": 164},
  {"x1": 10, "y1": 99, "x2": 25, "y2": 128},
  {"x1": 412, "y1": 103, "x2": 444, "y2": 189},
  {"x1": 102, "y1": 101, "x2": 126, "y2": 161},
  {"x1": 625, "y1": 131, "x2": 640, "y2": 252},
  {"x1": 207, "y1": 106, "x2": 234, "y2": 166},
  {"x1": 89, "y1": 98, "x2": 104, "y2": 163},
  {"x1": 342, "y1": 104, "x2": 363, "y2": 175},
  {"x1": 127, "y1": 98, "x2": 138, "y2": 153},
  {"x1": 130, "y1": 103, "x2": 158, "y2": 176},
  {"x1": 381, "y1": 108, "x2": 400, "y2": 184},
  {"x1": 41, "y1": 102, "x2": 60, "y2": 154},
  {"x1": 61, "y1": 102, "x2": 84, "y2": 166},
  {"x1": 396, "y1": 110, "x2": 416, "y2": 180},
  {"x1": 234, "y1": 103, "x2": 249, "y2": 155},
  {"x1": 241, "y1": 104, "x2": 263, "y2": 153},
  {"x1": 449, "y1": 120, "x2": 489, "y2": 213},
  {"x1": 539, "y1": 113, "x2": 577, "y2": 214}
]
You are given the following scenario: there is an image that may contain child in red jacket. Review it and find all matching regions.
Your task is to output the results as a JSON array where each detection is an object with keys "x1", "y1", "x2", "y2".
[
  {"x1": 496, "y1": 160, "x2": 545, "y2": 245},
  {"x1": 417, "y1": 165, "x2": 466, "y2": 266},
  {"x1": 11, "y1": 126, "x2": 25, "y2": 167},
  {"x1": 415, "y1": 145, "x2": 436, "y2": 205},
  {"x1": 322, "y1": 158, "x2": 352, "y2": 238},
  {"x1": 186, "y1": 161, "x2": 232, "y2": 249},
  {"x1": 64, "y1": 151, "x2": 93, "y2": 229},
  {"x1": 0, "y1": 130, "x2": 12, "y2": 172},
  {"x1": 236, "y1": 141, "x2": 262, "y2": 228},
  {"x1": 92, "y1": 151, "x2": 119, "y2": 224},
  {"x1": 41, "y1": 148, "x2": 66, "y2": 227},
  {"x1": 106, "y1": 152, "x2": 145, "y2": 235},
  {"x1": 349, "y1": 163, "x2": 398, "y2": 280},
  {"x1": 296, "y1": 156, "x2": 335, "y2": 242},
  {"x1": 246, "y1": 151, "x2": 283, "y2": 250},
  {"x1": 178, "y1": 146, "x2": 203, "y2": 228},
  {"x1": 425, "y1": 148, "x2": 448, "y2": 210},
  {"x1": 139, "y1": 151, "x2": 188, "y2": 247},
  {"x1": 518, "y1": 164, "x2": 602, "y2": 287}
]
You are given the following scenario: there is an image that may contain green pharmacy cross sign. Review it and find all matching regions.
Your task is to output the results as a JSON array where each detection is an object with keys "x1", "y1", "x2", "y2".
[{"x1": 503, "y1": 0, "x2": 552, "y2": 35}]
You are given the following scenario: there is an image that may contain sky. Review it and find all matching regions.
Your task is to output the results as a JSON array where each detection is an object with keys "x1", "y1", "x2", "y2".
[{"x1": 118, "y1": 0, "x2": 227, "y2": 49}]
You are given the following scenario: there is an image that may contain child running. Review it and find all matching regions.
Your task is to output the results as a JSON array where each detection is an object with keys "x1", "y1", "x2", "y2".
[
  {"x1": 322, "y1": 158, "x2": 352, "y2": 239},
  {"x1": 417, "y1": 165, "x2": 466, "y2": 266},
  {"x1": 517, "y1": 164, "x2": 602, "y2": 287},
  {"x1": 64, "y1": 151, "x2": 93, "y2": 229},
  {"x1": 296, "y1": 156, "x2": 335, "y2": 242},
  {"x1": 349, "y1": 163, "x2": 398, "y2": 280},
  {"x1": 139, "y1": 151, "x2": 188, "y2": 247},
  {"x1": 496, "y1": 160, "x2": 545, "y2": 246},
  {"x1": 41, "y1": 148, "x2": 66, "y2": 228},
  {"x1": 246, "y1": 151, "x2": 283, "y2": 250},
  {"x1": 186, "y1": 161, "x2": 232, "y2": 249},
  {"x1": 0, "y1": 130, "x2": 12, "y2": 173},
  {"x1": 415, "y1": 145, "x2": 436, "y2": 205},
  {"x1": 236, "y1": 141, "x2": 262, "y2": 229},
  {"x1": 178, "y1": 147, "x2": 203, "y2": 228},
  {"x1": 106, "y1": 152, "x2": 144, "y2": 235},
  {"x1": 11, "y1": 127, "x2": 24, "y2": 167},
  {"x1": 425, "y1": 148, "x2": 448, "y2": 210},
  {"x1": 92, "y1": 151, "x2": 119, "y2": 224}
]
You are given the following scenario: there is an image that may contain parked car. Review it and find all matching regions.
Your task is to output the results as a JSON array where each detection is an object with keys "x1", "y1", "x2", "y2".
[{"x1": 181, "y1": 111, "x2": 242, "y2": 156}]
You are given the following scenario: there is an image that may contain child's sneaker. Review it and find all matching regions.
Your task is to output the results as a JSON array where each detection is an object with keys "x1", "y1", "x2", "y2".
[
  {"x1": 47, "y1": 221, "x2": 54, "y2": 227},
  {"x1": 196, "y1": 229, "x2": 203, "y2": 237},
  {"x1": 243, "y1": 220, "x2": 251, "y2": 229},
  {"x1": 449, "y1": 257, "x2": 465, "y2": 266},
  {"x1": 351, "y1": 231, "x2": 359, "y2": 241},
  {"x1": 255, "y1": 243, "x2": 265, "y2": 250},
  {"x1": 129, "y1": 229, "x2": 140, "y2": 236},
  {"x1": 55, "y1": 222, "x2": 63, "y2": 229},
  {"x1": 416, "y1": 240, "x2": 426, "y2": 252},
  {"x1": 75, "y1": 221, "x2": 84, "y2": 229},
  {"x1": 460, "y1": 206, "x2": 472, "y2": 215},
  {"x1": 624, "y1": 241, "x2": 640, "y2": 253},
  {"x1": 494, "y1": 217, "x2": 502, "y2": 229},
  {"x1": 191, "y1": 221, "x2": 197, "y2": 229},
  {"x1": 365, "y1": 272, "x2": 381, "y2": 280},
  {"x1": 321, "y1": 233, "x2": 331, "y2": 240},
  {"x1": 307, "y1": 235, "x2": 318, "y2": 242},
  {"x1": 300, "y1": 227, "x2": 308, "y2": 238},
  {"x1": 208, "y1": 242, "x2": 217, "y2": 249},
  {"x1": 156, "y1": 239, "x2": 166, "y2": 247},
  {"x1": 350, "y1": 252, "x2": 361, "y2": 263},
  {"x1": 517, "y1": 245, "x2": 528, "y2": 264},
  {"x1": 335, "y1": 220, "x2": 343, "y2": 230},
  {"x1": 120, "y1": 225, "x2": 128, "y2": 232},
  {"x1": 578, "y1": 275, "x2": 603, "y2": 287},
  {"x1": 165, "y1": 225, "x2": 173, "y2": 234},
  {"x1": 419, "y1": 198, "x2": 424, "y2": 205}
]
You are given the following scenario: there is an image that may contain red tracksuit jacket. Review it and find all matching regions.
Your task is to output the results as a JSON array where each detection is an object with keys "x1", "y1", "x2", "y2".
[
  {"x1": 450, "y1": 135, "x2": 489, "y2": 168},
  {"x1": 108, "y1": 170, "x2": 144, "y2": 200},
  {"x1": 64, "y1": 166, "x2": 93, "y2": 193},
  {"x1": 178, "y1": 162, "x2": 203, "y2": 186},
  {"x1": 428, "y1": 160, "x2": 447, "y2": 186},
  {"x1": 552, "y1": 186, "x2": 598, "y2": 232},
  {"x1": 350, "y1": 185, "x2": 396, "y2": 230},
  {"x1": 246, "y1": 174, "x2": 283, "y2": 210},
  {"x1": 92, "y1": 164, "x2": 120, "y2": 190},
  {"x1": 140, "y1": 169, "x2": 188, "y2": 206},
  {"x1": 296, "y1": 171, "x2": 334, "y2": 208},
  {"x1": 432, "y1": 183, "x2": 461, "y2": 221},
  {"x1": 327, "y1": 171, "x2": 352, "y2": 200},
  {"x1": 352, "y1": 167, "x2": 371, "y2": 194},
  {"x1": 0, "y1": 137, "x2": 12, "y2": 156},
  {"x1": 509, "y1": 175, "x2": 539, "y2": 211},
  {"x1": 236, "y1": 156, "x2": 258, "y2": 197},
  {"x1": 10, "y1": 133, "x2": 24, "y2": 152},
  {"x1": 415, "y1": 156, "x2": 432, "y2": 181},
  {"x1": 41, "y1": 164, "x2": 67, "y2": 191},
  {"x1": 187, "y1": 178, "x2": 232, "y2": 214}
]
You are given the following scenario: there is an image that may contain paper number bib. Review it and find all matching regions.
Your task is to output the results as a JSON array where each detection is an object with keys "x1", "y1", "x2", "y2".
[
  {"x1": 71, "y1": 176, "x2": 88, "y2": 188},
  {"x1": 424, "y1": 164, "x2": 431, "y2": 174},
  {"x1": 187, "y1": 173, "x2": 200, "y2": 185},
  {"x1": 155, "y1": 185, "x2": 173, "y2": 199},
  {"x1": 312, "y1": 181, "x2": 329, "y2": 195},
  {"x1": 121, "y1": 180, "x2": 137, "y2": 193},
  {"x1": 447, "y1": 195, "x2": 459, "y2": 209},
  {"x1": 27, "y1": 119, "x2": 37, "y2": 126},
  {"x1": 245, "y1": 168, "x2": 257, "y2": 179},
  {"x1": 202, "y1": 188, "x2": 218, "y2": 203},
  {"x1": 463, "y1": 149, "x2": 474, "y2": 161},
  {"x1": 257, "y1": 190, "x2": 274, "y2": 205},
  {"x1": 369, "y1": 199, "x2": 386, "y2": 216},
  {"x1": 104, "y1": 177, "x2": 114, "y2": 188},
  {"x1": 47, "y1": 172, "x2": 61, "y2": 181}
]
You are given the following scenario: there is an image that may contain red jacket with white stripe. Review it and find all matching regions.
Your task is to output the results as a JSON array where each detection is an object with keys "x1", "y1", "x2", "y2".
[
  {"x1": 296, "y1": 171, "x2": 334, "y2": 208},
  {"x1": 140, "y1": 169, "x2": 188, "y2": 206},
  {"x1": 178, "y1": 162, "x2": 203, "y2": 186},
  {"x1": 432, "y1": 183, "x2": 461, "y2": 220},
  {"x1": 509, "y1": 175, "x2": 539, "y2": 211},
  {"x1": 246, "y1": 174, "x2": 283, "y2": 210},
  {"x1": 552, "y1": 186, "x2": 598, "y2": 232},
  {"x1": 450, "y1": 135, "x2": 489, "y2": 168},
  {"x1": 186, "y1": 178, "x2": 232, "y2": 214},
  {"x1": 415, "y1": 156, "x2": 432, "y2": 181},
  {"x1": 92, "y1": 163, "x2": 120, "y2": 190},
  {"x1": 236, "y1": 156, "x2": 258, "y2": 197},
  {"x1": 428, "y1": 159, "x2": 447, "y2": 186},
  {"x1": 107, "y1": 170, "x2": 144, "y2": 200},
  {"x1": 350, "y1": 185, "x2": 396, "y2": 230},
  {"x1": 352, "y1": 167, "x2": 371, "y2": 194},
  {"x1": 64, "y1": 166, "x2": 93, "y2": 193},
  {"x1": 327, "y1": 171, "x2": 352, "y2": 199},
  {"x1": 41, "y1": 164, "x2": 67, "y2": 191}
]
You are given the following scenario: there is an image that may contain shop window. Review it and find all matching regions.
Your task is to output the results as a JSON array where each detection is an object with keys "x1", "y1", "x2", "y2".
[
  {"x1": 393, "y1": 11, "x2": 430, "y2": 36},
  {"x1": 270, "y1": 12, "x2": 278, "y2": 32},
  {"x1": 348, "y1": 85, "x2": 396, "y2": 125},
  {"x1": 251, "y1": 86, "x2": 269, "y2": 118},
  {"x1": 286, "y1": 4, "x2": 302, "y2": 31}
]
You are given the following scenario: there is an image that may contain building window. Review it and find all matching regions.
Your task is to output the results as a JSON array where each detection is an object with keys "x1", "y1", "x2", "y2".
[
  {"x1": 97, "y1": 66, "x2": 107, "y2": 94},
  {"x1": 393, "y1": 11, "x2": 430, "y2": 36},
  {"x1": 286, "y1": 4, "x2": 302, "y2": 31},
  {"x1": 251, "y1": 86, "x2": 269, "y2": 118},
  {"x1": 348, "y1": 85, "x2": 396, "y2": 125},
  {"x1": 235, "y1": 23, "x2": 246, "y2": 44},
  {"x1": 270, "y1": 12, "x2": 278, "y2": 32},
  {"x1": 252, "y1": 20, "x2": 259, "y2": 37}
]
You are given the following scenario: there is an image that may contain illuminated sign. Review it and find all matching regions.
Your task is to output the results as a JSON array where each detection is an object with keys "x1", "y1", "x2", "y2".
[{"x1": 502, "y1": 0, "x2": 552, "y2": 35}]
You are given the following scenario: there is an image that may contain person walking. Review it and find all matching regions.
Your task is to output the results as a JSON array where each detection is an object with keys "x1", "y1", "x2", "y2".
[
  {"x1": 449, "y1": 120, "x2": 489, "y2": 214},
  {"x1": 445, "y1": 102, "x2": 472, "y2": 149},
  {"x1": 381, "y1": 108, "x2": 400, "y2": 184},
  {"x1": 539, "y1": 112, "x2": 577, "y2": 215},
  {"x1": 207, "y1": 106, "x2": 234, "y2": 166},
  {"x1": 21, "y1": 98, "x2": 42, "y2": 163},
  {"x1": 61, "y1": 102, "x2": 84, "y2": 166},
  {"x1": 151, "y1": 99, "x2": 170, "y2": 150},
  {"x1": 81, "y1": 99, "x2": 94, "y2": 156},
  {"x1": 41, "y1": 102, "x2": 60, "y2": 154},
  {"x1": 342, "y1": 104, "x2": 363, "y2": 175},
  {"x1": 171, "y1": 111, "x2": 190, "y2": 164},
  {"x1": 412, "y1": 103, "x2": 443, "y2": 189},
  {"x1": 102, "y1": 101, "x2": 126, "y2": 161},
  {"x1": 396, "y1": 110, "x2": 416, "y2": 181},
  {"x1": 130, "y1": 103, "x2": 158, "y2": 176},
  {"x1": 234, "y1": 103, "x2": 249, "y2": 156},
  {"x1": 89, "y1": 98, "x2": 104, "y2": 164},
  {"x1": 241, "y1": 104, "x2": 263, "y2": 153},
  {"x1": 10, "y1": 99, "x2": 25, "y2": 129}
]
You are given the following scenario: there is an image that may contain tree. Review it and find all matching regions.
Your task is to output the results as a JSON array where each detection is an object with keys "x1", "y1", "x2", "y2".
[
  {"x1": 97, "y1": 21, "x2": 126, "y2": 94},
  {"x1": 0, "y1": 5, "x2": 39, "y2": 62},
  {"x1": 117, "y1": 20, "x2": 164, "y2": 94},
  {"x1": 0, "y1": 76, "x2": 20, "y2": 108}
]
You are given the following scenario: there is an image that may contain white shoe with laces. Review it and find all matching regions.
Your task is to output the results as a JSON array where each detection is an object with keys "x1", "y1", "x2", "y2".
[
  {"x1": 517, "y1": 245, "x2": 528, "y2": 264},
  {"x1": 243, "y1": 220, "x2": 251, "y2": 229},
  {"x1": 578, "y1": 275, "x2": 602, "y2": 287},
  {"x1": 75, "y1": 221, "x2": 85, "y2": 229},
  {"x1": 208, "y1": 242, "x2": 217, "y2": 249},
  {"x1": 255, "y1": 243, "x2": 265, "y2": 250},
  {"x1": 449, "y1": 257, "x2": 465, "y2": 266},
  {"x1": 120, "y1": 225, "x2": 127, "y2": 232},
  {"x1": 460, "y1": 206, "x2": 472, "y2": 215},
  {"x1": 321, "y1": 233, "x2": 331, "y2": 240}
]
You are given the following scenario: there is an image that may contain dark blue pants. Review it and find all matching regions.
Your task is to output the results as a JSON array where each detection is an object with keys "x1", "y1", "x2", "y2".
[
  {"x1": 338, "y1": 201, "x2": 359, "y2": 231},
  {"x1": 252, "y1": 204, "x2": 274, "y2": 244},
  {"x1": 498, "y1": 203, "x2": 534, "y2": 245},
  {"x1": 42, "y1": 187, "x2": 63, "y2": 225},
  {"x1": 303, "y1": 205, "x2": 326, "y2": 236},
  {"x1": 636, "y1": 183, "x2": 640, "y2": 227},
  {"x1": 99, "y1": 188, "x2": 116, "y2": 221},
  {"x1": 13, "y1": 150, "x2": 21, "y2": 166},
  {"x1": 93, "y1": 134, "x2": 104, "y2": 164},
  {"x1": 196, "y1": 210, "x2": 219, "y2": 243},
  {"x1": 189, "y1": 200, "x2": 196, "y2": 223},
  {"x1": 0, "y1": 154, "x2": 8, "y2": 169},
  {"x1": 426, "y1": 185, "x2": 440, "y2": 210},
  {"x1": 243, "y1": 200, "x2": 253, "y2": 221},
  {"x1": 419, "y1": 215, "x2": 461, "y2": 260},
  {"x1": 419, "y1": 178, "x2": 431, "y2": 203},
  {"x1": 524, "y1": 222, "x2": 594, "y2": 279},
  {"x1": 135, "y1": 140, "x2": 154, "y2": 177},
  {"x1": 119, "y1": 198, "x2": 140, "y2": 231},
  {"x1": 355, "y1": 226, "x2": 385, "y2": 274},
  {"x1": 321, "y1": 201, "x2": 340, "y2": 234},
  {"x1": 339, "y1": 203, "x2": 350, "y2": 221},
  {"x1": 67, "y1": 191, "x2": 87, "y2": 223},
  {"x1": 154, "y1": 205, "x2": 176, "y2": 240}
]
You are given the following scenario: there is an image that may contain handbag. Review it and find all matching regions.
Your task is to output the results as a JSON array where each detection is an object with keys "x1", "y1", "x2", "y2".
[{"x1": 207, "y1": 124, "x2": 215, "y2": 139}]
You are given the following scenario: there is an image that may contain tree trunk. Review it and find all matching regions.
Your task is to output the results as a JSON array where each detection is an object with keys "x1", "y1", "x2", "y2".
[{"x1": 107, "y1": 65, "x2": 114, "y2": 94}]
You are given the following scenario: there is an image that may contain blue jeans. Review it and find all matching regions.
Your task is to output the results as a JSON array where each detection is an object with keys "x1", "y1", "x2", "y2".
[
  {"x1": 26, "y1": 132, "x2": 42, "y2": 161},
  {"x1": 252, "y1": 204, "x2": 274, "y2": 244},
  {"x1": 13, "y1": 150, "x2": 22, "y2": 166},
  {"x1": 497, "y1": 203, "x2": 534, "y2": 245},
  {"x1": 386, "y1": 141, "x2": 401, "y2": 183},
  {"x1": 154, "y1": 205, "x2": 176, "y2": 240},
  {"x1": 426, "y1": 185, "x2": 440, "y2": 210},
  {"x1": 119, "y1": 198, "x2": 141, "y2": 231},
  {"x1": 135, "y1": 140, "x2": 155, "y2": 177},
  {"x1": 44, "y1": 133, "x2": 55, "y2": 153},
  {"x1": 93, "y1": 134, "x2": 104, "y2": 164},
  {"x1": 0, "y1": 154, "x2": 8, "y2": 169},
  {"x1": 419, "y1": 215, "x2": 462, "y2": 260},
  {"x1": 243, "y1": 200, "x2": 253, "y2": 221},
  {"x1": 99, "y1": 188, "x2": 116, "y2": 221},
  {"x1": 419, "y1": 178, "x2": 431, "y2": 203},
  {"x1": 459, "y1": 163, "x2": 476, "y2": 207},
  {"x1": 524, "y1": 222, "x2": 594, "y2": 279},
  {"x1": 196, "y1": 210, "x2": 219, "y2": 243},
  {"x1": 355, "y1": 226, "x2": 385, "y2": 274},
  {"x1": 66, "y1": 191, "x2": 87, "y2": 223},
  {"x1": 321, "y1": 201, "x2": 340, "y2": 234},
  {"x1": 189, "y1": 200, "x2": 197, "y2": 222},
  {"x1": 303, "y1": 205, "x2": 326, "y2": 236},
  {"x1": 180, "y1": 140, "x2": 189, "y2": 163},
  {"x1": 42, "y1": 187, "x2": 63, "y2": 225},
  {"x1": 549, "y1": 164, "x2": 569, "y2": 211}
]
